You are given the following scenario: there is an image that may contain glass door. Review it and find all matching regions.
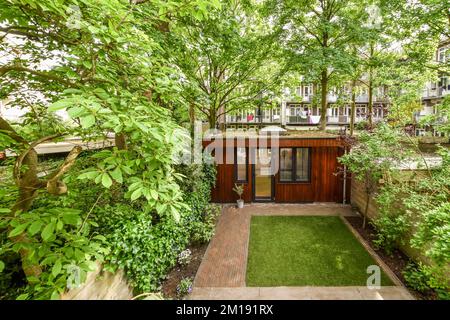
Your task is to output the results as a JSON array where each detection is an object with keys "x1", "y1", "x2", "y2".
[{"x1": 253, "y1": 148, "x2": 273, "y2": 201}]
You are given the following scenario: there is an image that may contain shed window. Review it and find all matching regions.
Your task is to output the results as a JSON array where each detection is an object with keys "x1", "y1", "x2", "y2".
[
  {"x1": 295, "y1": 148, "x2": 310, "y2": 181},
  {"x1": 280, "y1": 148, "x2": 293, "y2": 181},
  {"x1": 279, "y1": 148, "x2": 310, "y2": 182},
  {"x1": 235, "y1": 147, "x2": 247, "y2": 182}
]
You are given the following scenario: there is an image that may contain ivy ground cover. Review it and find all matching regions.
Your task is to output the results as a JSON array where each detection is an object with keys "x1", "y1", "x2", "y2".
[{"x1": 246, "y1": 216, "x2": 393, "y2": 286}]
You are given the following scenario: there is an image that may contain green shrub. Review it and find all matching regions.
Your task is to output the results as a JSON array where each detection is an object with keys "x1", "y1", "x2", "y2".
[
  {"x1": 95, "y1": 162, "x2": 218, "y2": 293},
  {"x1": 372, "y1": 213, "x2": 410, "y2": 255},
  {"x1": 0, "y1": 232, "x2": 27, "y2": 300},
  {"x1": 190, "y1": 204, "x2": 221, "y2": 244},
  {"x1": 101, "y1": 205, "x2": 190, "y2": 292},
  {"x1": 0, "y1": 154, "x2": 218, "y2": 298},
  {"x1": 355, "y1": 120, "x2": 369, "y2": 130},
  {"x1": 403, "y1": 262, "x2": 450, "y2": 300},
  {"x1": 411, "y1": 202, "x2": 450, "y2": 265},
  {"x1": 0, "y1": 205, "x2": 108, "y2": 300},
  {"x1": 176, "y1": 162, "x2": 218, "y2": 244},
  {"x1": 176, "y1": 277, "x2": 193, "y2": 298}
]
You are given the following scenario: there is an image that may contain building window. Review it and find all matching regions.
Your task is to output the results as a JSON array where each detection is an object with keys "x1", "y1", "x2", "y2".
[
  {"x1": 235, "y1": 147, "x2": 247, "y2": 182},
  {"x1": 279, "y1": 148, "x2": 311, "y2": 182},
  {"x1": 438, "y1": 47, "x2": 447, "y2": 63},
  {"x1": 303, "y1": 85, "x2": 312, "y2": 97}
]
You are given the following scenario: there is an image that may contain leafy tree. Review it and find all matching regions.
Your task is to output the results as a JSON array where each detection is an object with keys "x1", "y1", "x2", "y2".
[
  {"x1": 339, "y1": 124, "x2": 412, "y2": 228},
  {"x1": 265, "y1": 0, "x2": 371, "y2": 130},
  {"x1": 172, "y1": 0, "x2": 285, "y2": 128},
  {"x1": 0, "y1": 0, "x2": 218, "y2": 295}
]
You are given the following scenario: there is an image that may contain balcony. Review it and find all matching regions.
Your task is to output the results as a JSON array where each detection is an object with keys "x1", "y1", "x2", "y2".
[
  {"x1": 225, "y1": 112, "x2": 385, "y2": 126},
  {"x1": 226, "y1": 115, "x2": 281, "y2": 124},
  {"x1": 327, "y1": 115, "x2": 349, "y2": 124},
  {"x1": 422, "y1": 87, "x2": 449, "y2": 99},
  {"x1": 287, "y1": 116, "x2": 309, "y2": 124},
  {"x1": 355, "y1": 94, "x2": 368, "y2": 103}
]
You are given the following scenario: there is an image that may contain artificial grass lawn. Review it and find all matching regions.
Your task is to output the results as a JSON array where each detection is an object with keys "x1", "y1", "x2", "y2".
[{"x1": 246, "y1": 216, "x2": 393, "y2": 287}]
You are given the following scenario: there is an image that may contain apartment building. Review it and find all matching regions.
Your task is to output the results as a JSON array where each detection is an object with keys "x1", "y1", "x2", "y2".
[
  {"x1": 224, "y1": 83, "x2": 388, "y2": 130},
  {"x1": 223, "y1": 40, "x2": 449, "y2": 135},
  {"x1": 415, "y1": 39, "x2": 449, "y2": 136}
]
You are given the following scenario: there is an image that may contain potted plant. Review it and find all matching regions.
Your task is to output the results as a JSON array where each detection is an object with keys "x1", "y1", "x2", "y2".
[{"x1": 233, "y1": 183, "x2": 244, "y2": 208}]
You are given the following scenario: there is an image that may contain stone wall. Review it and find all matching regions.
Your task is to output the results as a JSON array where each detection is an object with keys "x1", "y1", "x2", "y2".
[{"x1": 61, "y1": 263, "x2": 133, "y2": 300}]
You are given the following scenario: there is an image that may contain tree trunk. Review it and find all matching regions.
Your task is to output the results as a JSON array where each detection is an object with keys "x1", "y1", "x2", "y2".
[
  {"x1": 319, "y1": 70, "x2": 328, "y2": 131},
  {"x1": 0, "y1": 117, "x2": 43, "y2": 276},
  {"x1": 208, "y1": 109, "x2": 217, "y2": 129},
  {"x1": 11, "y1": 149, "x2": 43, "y2": 278},
  {"x1": 363, "y1": 191, "x2": 370, "y2": 229},
  {"x1": 368, "y1": 76, "x2": 373, "y2": 128},
  {"x1": 367, "y1": 44, "x2": 374, "y2": 129},
  {"x1": 350, "y1": 80, "x2": 356, "y2": 136},
  {"x1": 115, "y1": 133, "x2": 127, "y2": 150},
  {"x1": 1, "y1": 116, "x2": 83, "y2": 278},
  {"x1": 189, "y1": 103, "x2": 195, "y2": 138}
]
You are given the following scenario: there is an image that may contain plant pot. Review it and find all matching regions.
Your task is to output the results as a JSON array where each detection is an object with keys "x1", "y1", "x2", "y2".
[{"x1": 237, "y1": 199, "x2": 244, "y2": 209}]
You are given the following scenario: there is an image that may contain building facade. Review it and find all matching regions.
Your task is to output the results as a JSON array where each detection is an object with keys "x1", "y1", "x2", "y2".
[
  {"x1": 222, "y1": 41, "x2": 449, "y2": 135},
  {"x1": 224, "y1": 84, "x2": 388, "y2": 130},
  {"x1": 414, "y1": 39, "x2": 449, "y2": 137}
]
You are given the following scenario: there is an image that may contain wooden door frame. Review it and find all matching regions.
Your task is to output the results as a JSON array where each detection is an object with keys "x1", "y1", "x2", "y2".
[{"x1": 251, "y1": 147, "x2": 275, "y2": 202}]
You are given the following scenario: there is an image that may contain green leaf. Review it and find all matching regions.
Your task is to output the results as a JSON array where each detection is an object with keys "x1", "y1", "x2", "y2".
[
  {"x1": 68, "y1": 106, "x2": 85, "y2": 118},
  {"x1": 92, "y1": 235, "x2": 106, "y2": 242},
  {"x1": 56, "y1": 220, "x2": 64, "y2": 231},
  {"x1": 63, "y1": 247, "x2": 74, "y2": 259},
  {"x1": 150, "y1": 189, "x2": 158, "y2": 200},
  {"x1": 52, "y1": 259, "x2": 62, "y2": 277},
  {"x1": 16, "y1": 294, "x2": 29, "y2": 300},
  {"x1": 63, "y1": 88, "x2": 82, "y2": 95},
  {"x1": 82, "y1": 60, "x2": 92, "y2": 69},
  {"x1": 62, "y1": 213, "x2": 80, "y2": 225},
  {"x1": 101, "y1": 173, "x2": 113, "y2": 188},
  {"x1": 9, "y1": 223, "x2": 30, "y2": 238},
  {"x1": 28, "y1": 220, "x2": 44, "y2": 236},
  {"x1": 78, "y1": 171, "x2": 99, "y2": 180},
  {"x1": 41, "y1": 222, "x2": 56, "y2": 241},
  {"x1": 109, "y1": 167, "x2": 123, "y2": 184},
  {"x1": 0, "y1": 260, "x2": 4, "y2": 273},
  {"x1": 170, "y1": 205, "x2": 180, "y2": 223},
  {"x1": 93, "y1": 88, "x2": 109, "y2": 100},
  {"x1": 50, "y1": 290, "x2": 60, "y2": 300},
  {"x1": 80, "y1": 114, "x2": 96, "y2": 128},
  {"x1": 48, "y1": 99, "x2": 73, "y2": 112},
  {"x1": 0, "y1": 208, "x2": 11, "y2": 214},
  {"x1": 130, "y1": 188, "x2": 142, "y2": 201}
]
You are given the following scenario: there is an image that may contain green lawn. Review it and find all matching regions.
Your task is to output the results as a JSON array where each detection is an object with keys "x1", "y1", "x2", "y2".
[{"x1": 246, "y1": 216, "x2": 393, "y2": 287}]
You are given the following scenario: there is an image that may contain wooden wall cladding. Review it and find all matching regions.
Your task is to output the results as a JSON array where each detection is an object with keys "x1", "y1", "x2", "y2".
[
  {"x1": 274, "y1": 147, "x2": 343, "y2": 203},
  {"x1": 206, "y1": 138, "x2": 350, "y2": 203},
  {"x1": 211, "y1": 146, "x2": 253, "y2": 203}
]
